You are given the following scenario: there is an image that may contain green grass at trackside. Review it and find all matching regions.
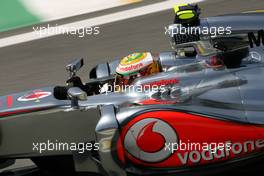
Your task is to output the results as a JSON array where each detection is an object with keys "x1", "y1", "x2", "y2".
[{"x1": 0, "y1": 0, "x2": 41, "y2": 32}]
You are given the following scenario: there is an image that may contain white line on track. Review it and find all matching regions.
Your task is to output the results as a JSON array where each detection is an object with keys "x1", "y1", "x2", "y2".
[
  {"x1": 0, "y1": 0, "x2": 203, "y2": 48},
  {"x1": 22, "y1": 0, "x2": 142, "y2": 21}
]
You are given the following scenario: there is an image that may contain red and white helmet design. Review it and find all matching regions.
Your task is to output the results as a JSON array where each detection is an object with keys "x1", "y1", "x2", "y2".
[{"x1": 116, "y1": 52, "x2": 154, "y2": 76}]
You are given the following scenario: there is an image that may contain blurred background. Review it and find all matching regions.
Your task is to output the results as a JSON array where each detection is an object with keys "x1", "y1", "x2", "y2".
[{"x1": 0, "y1": 0, "x2": 142, "y2": 32}]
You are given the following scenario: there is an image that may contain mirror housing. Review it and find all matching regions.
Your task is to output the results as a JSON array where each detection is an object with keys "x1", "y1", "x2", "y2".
[
  {"x1": 68, "y1": 87, "x2": 87, "y2": 108},
  {"x1": 66, "y1": 58, "x2": 84, "y2": 78}
]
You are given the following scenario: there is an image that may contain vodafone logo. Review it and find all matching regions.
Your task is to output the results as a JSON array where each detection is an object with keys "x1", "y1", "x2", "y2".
[
  {"x1": 17, "y1": 90, "x2": 52, "y2": 102},
  {"x1": 118, "y1": 63, "x2": 144, "y2": 72},
  {"x1": 124, "y1": 118, "x2": 177, "y2": 163}
]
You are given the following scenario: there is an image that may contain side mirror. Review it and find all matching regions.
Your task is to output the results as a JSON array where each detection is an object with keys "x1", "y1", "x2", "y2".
[
  {"x1": 66, "y1": 58, "x2": 84, "y2": 78},
  {"x1": 68, "y1": 87, "x2": 87, "y2": 108}
]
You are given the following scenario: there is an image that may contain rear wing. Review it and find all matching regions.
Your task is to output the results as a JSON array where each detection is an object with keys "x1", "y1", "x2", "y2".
[{"x1": 167, "y1": 12, "x2": 264, "y2": 56}]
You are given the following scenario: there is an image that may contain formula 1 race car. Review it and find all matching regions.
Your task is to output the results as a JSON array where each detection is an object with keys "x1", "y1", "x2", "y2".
[{"x1": 1, "y1": 4, "x2": 264, "y2": 176}]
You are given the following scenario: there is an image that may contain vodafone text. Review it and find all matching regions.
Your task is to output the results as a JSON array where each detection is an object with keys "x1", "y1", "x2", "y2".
[{"x1": 165, "y1": 140, "x2": 264, "y2": 165}]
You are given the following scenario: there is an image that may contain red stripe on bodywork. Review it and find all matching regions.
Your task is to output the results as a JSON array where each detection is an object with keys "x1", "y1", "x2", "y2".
[
  {"x1": 0, "y1": 108, "x2": 42, "y2": 118},
  {"x1": 7, "y1": 96, "x2": 13, "y2": 108}
]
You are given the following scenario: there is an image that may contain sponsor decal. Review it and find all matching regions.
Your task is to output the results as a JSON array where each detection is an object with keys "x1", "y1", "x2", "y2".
[
  {"x1": 248, "y1": 30, "x2": 264, "y2": 48},
  {"x1": 119, "y1": 111, "x2": 264, "y2": 167},
  {"x1": 124, "y1": 118, "x2": 177, "y2": 163},
  {"x1": 165, "y1": 139, "x2": 264, "y2": 165},
  {"x1": 116, "y1": 52, "x2": 153, "y2": 75},
  {"x1": 118, "y1": 62, "x2": 144, "y2": 72},
  {"x1": 142, "y1": 79, "x2": 179, "y2": 88},
  {"x1": 17, "y1": 90, "x2": 52, "y2": 102}
]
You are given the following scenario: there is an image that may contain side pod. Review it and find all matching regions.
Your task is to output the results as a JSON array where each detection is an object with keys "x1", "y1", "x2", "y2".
[{"x1": 96, "y1": 105, "x2": 126, "y2": 176}]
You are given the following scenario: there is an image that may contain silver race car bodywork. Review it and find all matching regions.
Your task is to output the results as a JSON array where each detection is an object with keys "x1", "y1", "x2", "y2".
[{"x1": 1, "y1": 13, "x2": 264, "y2": 176}]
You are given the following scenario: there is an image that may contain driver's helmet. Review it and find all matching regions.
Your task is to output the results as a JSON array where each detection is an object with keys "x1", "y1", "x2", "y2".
[{"x1": 115, "y1": 52, "x2": 160, "y2": 87}]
